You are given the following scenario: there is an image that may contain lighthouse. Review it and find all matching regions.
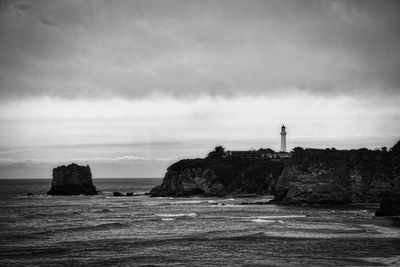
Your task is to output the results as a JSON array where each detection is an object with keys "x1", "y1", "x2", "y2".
[{"x1": 280, "y1": 125, "x2": 286, "y2": 152}]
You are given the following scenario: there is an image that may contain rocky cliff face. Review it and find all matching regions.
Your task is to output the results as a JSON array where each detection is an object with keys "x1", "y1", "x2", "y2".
[
  {"x1": 150, "y1": 141, "x2": 400, "y2": 203},
  {"x1": 150, "y1": 168, "x2": 225, "y2": 196},
  {"x1": 47, "y1": 163, "x2": 97, "y2": 195},
  {"x1": 271, "y1": 166, "x2": 395, "y2": 204},
  {"x1": 271, "y1": 166, "x2": 351, "y2": 204},
  {"x1": 150, "y1": 158, "x2": 284, "y2": 197},
  {"x1": 271, "y1": 142, "x2": 399, "y2": 204}
]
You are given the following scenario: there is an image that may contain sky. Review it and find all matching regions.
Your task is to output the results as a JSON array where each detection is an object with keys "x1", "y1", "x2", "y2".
[{"x1": 0, "y1": 0, "x2": 399, "y2": 178}]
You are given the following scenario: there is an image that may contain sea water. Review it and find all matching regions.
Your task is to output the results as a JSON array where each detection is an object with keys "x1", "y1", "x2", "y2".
[{"x1": 1, "y1": 178, "x2": 400, "y2": 266}]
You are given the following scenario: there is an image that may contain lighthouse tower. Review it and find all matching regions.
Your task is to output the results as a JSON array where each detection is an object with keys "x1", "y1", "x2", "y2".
[{"x1": 280, "y1": 125, "x2": 287, "y2": 152}]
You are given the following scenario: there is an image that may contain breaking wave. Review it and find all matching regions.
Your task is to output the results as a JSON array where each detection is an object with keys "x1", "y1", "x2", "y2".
[{"x1": 155, "y1": 213, "x2": 197, "y2": 217}]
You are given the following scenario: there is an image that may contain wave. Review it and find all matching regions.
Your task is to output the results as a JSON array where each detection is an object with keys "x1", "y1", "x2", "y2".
[
  {"x1": 251, "y1": 219, "x2": 275, "y2": 223},
  {"x1": 93, "y1": 208, "x2": 112, "y2": 213},
  {"x1": 88, "y1": 222, "x2": 129, "y2": 230},
  {"x1": 155, "y1": 213, "x2": 197, "y2": 217},
  {"x1": 20, "y1": 194, "x2": 49, "y2": 198},
  {"x1": 224, "y1": 215, "x2": 306, "y2": 220},
  {"x1": 250, "y1": 218, "x2": 286, "y2": 224},
  {"x1": 161, "y1": 218, "x2": 176, "y2": 221},
  {"x1": 214, "y1": 204, "x2": 242, "y2": 207},
  {"x1": 339, "y1": 210, "x2": 369, "y2": 214},
  {"x1": 169, "y1": 200, "x2": 204, "y2": 204},
  {"x1": 257, "y1": 215, "x2": 306, "y2": 219},
  {"x1": 36, "y1": 222, "x2": 129, "y2": 235},
  {"x1": 26, "y1": 210, "x2": 83, "y2": 219}
]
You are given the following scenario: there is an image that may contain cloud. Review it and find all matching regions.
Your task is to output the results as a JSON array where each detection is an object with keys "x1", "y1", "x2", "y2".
[
  {"x1": 13, "y1": 1, "x2": 32, "y2": 15},
  {"x1": 0, "y1": 93, "x2": 398, "y2": 178},
  {"x1": 1, "y1": 95, "x2": 399, "y2": 150},
  {"x1": 0, "y1": 0, "x2": 399, "y2": 99},
  {"x1": 39, "y1": 15, "x2": 54, "y2": 27},
  {"x1": 0, "y1": 155, "x2": 170, "y2": 166}
]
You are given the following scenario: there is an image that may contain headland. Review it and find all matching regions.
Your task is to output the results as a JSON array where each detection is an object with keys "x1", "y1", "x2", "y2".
[{"x1": 150, "y1": 140, "x2": 400, "y2": 205}]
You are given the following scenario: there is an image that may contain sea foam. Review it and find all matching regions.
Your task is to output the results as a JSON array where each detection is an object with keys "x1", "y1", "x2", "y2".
[
  {"x1": 155, "y1": 213, "x2": 197, "y2": 217},
  {"x1": 251, "y1": 219, "x2": 275, "y2": 223}
]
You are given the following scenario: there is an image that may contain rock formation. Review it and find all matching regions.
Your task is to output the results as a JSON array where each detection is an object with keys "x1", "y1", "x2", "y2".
[
  {"x1": 272, "y1": 141, "x2": 400, "y2": 204},
  {"x1": 47, "y1": 163, "x2": 97, "y2": 195},
  {"x1": 150, "y1": 167, "x2": 225, "y2": 196},
  {"x1": 150, "y1": 140, "x2": 400, "y2": 204},
  {"x1": 150, "y1": 158, "x2": 284, "y2": 197}
]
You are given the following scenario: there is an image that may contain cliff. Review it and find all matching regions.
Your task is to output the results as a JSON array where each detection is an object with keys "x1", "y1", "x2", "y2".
[
  {"x1": 272, "y1": 146, "x2": 397, "y2": 204},
  {"x1": 150, "y1": 140, "x2": 400, "y2": 204},
  {"x1": 47, "y1": 163, "x2": 97, "y2": 195},
  {"x1": 150, "y1": 158, "x2": 284, "y2": 197}
]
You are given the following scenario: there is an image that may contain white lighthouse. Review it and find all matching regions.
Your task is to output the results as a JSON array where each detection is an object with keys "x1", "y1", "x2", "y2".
[{"x1": 280, "y1": 125, "x2": 287, "y2": 152}]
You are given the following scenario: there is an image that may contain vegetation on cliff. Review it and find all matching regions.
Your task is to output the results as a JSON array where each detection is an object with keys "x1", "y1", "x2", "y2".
[
  {"x1": 289, "y1": 146, "x2": 393, "y2": 184},
  {"x1": 150, "y1": 146, "x2": 284, "y2": 196},
  {"x1": 169, "y1": 157, "x2": 283, "y2": 194},
  {"x1": 273, "y1": 141, "x2": 399, "y2": 204},
  {"x1": 150, "y1": 140, "x2": 400, "y2": 204}
]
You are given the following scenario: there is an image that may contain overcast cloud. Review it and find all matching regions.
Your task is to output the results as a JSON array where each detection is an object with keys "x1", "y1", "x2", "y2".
[{"x1": 1, "y1": 0, "x2": 399, "y2": 99}]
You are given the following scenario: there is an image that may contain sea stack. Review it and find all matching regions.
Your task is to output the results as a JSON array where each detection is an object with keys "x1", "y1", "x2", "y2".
[{"x1": 47, "y1": 163, "x2": 97, "y2": 195}]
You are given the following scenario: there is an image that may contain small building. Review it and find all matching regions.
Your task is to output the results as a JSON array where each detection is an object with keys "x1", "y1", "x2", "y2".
[
  {"x1": 226, "y1": 150, "x2": 291, "y2": 160},
  {"x1": 225, "y1": 125, "x2": 291, "y2": 160},
  {"x1": 226, "y1": 150, "x2": 263, "y2": 159}
]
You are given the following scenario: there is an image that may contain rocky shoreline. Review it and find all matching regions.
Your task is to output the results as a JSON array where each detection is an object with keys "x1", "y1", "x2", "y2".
[
  {"x1": 45, "y1": 141, "x2": 400, "y2": 216},
  {"x1": 150, "y1": 140, "x2": 400, "y2": 207}
]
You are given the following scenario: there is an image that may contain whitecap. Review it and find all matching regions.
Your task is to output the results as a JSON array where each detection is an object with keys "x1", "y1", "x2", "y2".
[
  {"x1": 155, "y1": 213, "x2": 197, "y2": 217},
  {"x1": 257, "y1": 215, "x2": 306, "y2": 219},
  {"x1": 161, "y1": 218, "x2": 175, "y2": 221},
  {"x1": 170, "y1": 200, "x2": 203, "y2": 204},
  {"x1": 340, "y1": 209, "x2": 369, "y2": 213},
  {"x1": 251, "y1": 219, "x2": 275, "y2": 223}
]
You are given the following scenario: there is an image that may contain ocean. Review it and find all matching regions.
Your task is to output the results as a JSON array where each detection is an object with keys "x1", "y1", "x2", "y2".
[{"x1": 0, "y1": 178, "x2": 399, "y2": 266}]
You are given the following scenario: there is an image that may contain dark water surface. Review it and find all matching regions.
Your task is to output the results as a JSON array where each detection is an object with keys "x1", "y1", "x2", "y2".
[{"x1": 0, "y1": 179, "x2": 399, "y2": 266}]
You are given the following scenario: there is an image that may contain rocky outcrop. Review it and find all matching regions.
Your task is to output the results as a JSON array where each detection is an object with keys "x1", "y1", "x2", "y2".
[
  {"x1": 271, "y1": 144, "x2": 399, "y2": 204},
  {"x1": 270, "y1": 166, "x2": 393, "y2": 204},
  {"x1": 47, "y1": 163, "x2": 97, "y2": 195},
  {"x1": 150, "y1": 158, "x2": 284, "y2": 197},
  {"x1": 271, "y1": 166, "x2": 352, "y2": 204},
  {"x1": 150, "y1": 140, "x2": 400, "y2": 204},
  {"x1": 150, "y1": 168, "x2": 225, "y2": 196},
  {"x1": 375, "y1": 195, "x2": 400, "y2": 216}
]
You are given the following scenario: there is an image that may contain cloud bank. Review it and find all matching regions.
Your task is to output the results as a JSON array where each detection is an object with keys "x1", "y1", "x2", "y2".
[{"x1": 1, "y1": 0, "x2": 399, "y2": 99}]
